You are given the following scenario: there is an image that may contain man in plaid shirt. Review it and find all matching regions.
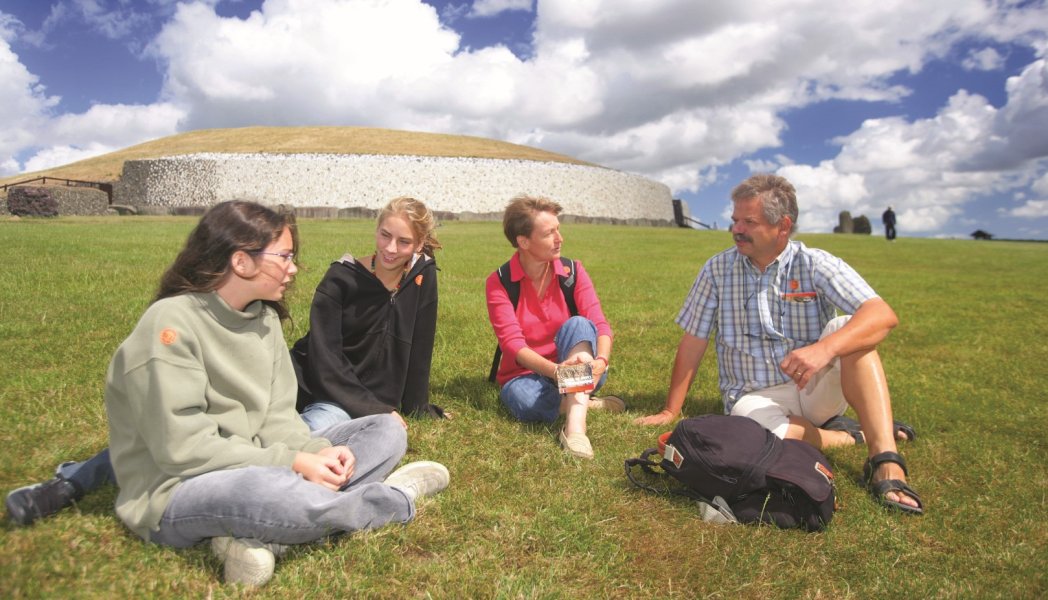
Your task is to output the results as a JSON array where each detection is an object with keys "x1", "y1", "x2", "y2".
[{"x1": 636, "y1": 174, "x2": 923, "y2": 515}]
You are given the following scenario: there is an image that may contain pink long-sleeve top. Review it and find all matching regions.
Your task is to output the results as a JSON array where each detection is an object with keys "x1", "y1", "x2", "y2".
[{"x1": 485, "y1": 252, "x2": 613, "y2": 386}]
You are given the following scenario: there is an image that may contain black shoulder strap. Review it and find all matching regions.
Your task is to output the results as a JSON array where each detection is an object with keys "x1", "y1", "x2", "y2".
[
  {"x1": 489, "y1": 261, "x2": 515, "y2": 382},
  {"x1": 497, "y1": 260, "x2": 518, "y2": 308},
  {"x1": 624, "y1": 450, "x2": 713, "y2": 503},
  {"x1": 624, "y1": 450, "x2": 739, "y2": 524},
  {"x1": 558, "y1": 257, "x2": 578, "y2": 317},
  {"x1": 488, "y1": 257, "x2": 579, "y2": 383}
]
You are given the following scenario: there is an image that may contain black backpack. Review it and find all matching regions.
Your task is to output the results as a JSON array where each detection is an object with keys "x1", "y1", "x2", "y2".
[
  {"x1": 625, "y1": 414, "x2": 837, "y2": 531},
  {"x1": 487, "y1": 257, "x2": 578, "y2": 382}
]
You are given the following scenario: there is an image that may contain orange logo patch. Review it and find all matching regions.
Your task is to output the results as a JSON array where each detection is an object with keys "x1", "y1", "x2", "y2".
[
  {"x1": 789, "y1": 279, "x2": 800, "y2": 290},
  {"x1": 415, "y1": 274, "x2": 423, "y2": 286},
  {"x1": 814, "y1": 461, "x2": 834, "y2": 483},
  {"x1": 159, "y1": 328, "x2": 177, "y2": 345}
]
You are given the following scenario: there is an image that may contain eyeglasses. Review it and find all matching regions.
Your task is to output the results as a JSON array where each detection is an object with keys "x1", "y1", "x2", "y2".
[{"x1": 255, "y1": 251, "x2": 295, "y2": 264}]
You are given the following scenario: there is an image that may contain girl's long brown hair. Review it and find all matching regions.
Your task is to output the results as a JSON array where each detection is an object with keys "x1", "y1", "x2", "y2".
[{"x1": 155, "y1": 201, "x2": 298, "y2": 320}]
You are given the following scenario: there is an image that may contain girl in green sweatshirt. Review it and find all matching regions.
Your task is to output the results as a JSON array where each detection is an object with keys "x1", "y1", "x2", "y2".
[{"x1": 103, "y1": 201, "x2": 449, "y2": 587}]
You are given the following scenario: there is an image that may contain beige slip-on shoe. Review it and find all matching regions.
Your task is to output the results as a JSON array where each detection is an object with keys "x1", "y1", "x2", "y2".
[
  {"x1": 559, "y1": 428, "x2": 595, "y2": 459},
  {"x1": 589, "y1": 395, "x2": 626, "y2": 413}
]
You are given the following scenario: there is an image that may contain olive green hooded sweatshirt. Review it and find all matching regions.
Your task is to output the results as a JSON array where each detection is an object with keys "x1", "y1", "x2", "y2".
[{"x1": 105, "y1": 292, "x2": 330, "y2": 540}]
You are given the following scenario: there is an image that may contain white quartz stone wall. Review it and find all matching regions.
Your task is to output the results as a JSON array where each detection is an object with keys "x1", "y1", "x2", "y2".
[{"x1": 115, "y1": 153, "x2": 674, "y2": 223}]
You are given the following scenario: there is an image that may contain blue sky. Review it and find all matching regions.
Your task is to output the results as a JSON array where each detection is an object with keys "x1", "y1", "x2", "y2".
[{"x1": 2, "y1": 0, "x2": 1047, "y2": 239}]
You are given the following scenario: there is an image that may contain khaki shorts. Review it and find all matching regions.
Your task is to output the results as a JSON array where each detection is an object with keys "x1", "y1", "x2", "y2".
[{"x1": 729, "y1": 316, "x2": 850, "y2": 439}]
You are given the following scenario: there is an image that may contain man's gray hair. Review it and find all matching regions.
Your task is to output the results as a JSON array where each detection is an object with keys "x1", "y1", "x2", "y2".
[{"x1": 731, "y1": 174, "x2": 799, "y2": 235}]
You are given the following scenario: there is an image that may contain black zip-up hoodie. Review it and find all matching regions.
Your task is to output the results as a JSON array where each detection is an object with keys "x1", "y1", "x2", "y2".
[{"x1": 291, "y1": 253, "x2": 443, "y2": 418}]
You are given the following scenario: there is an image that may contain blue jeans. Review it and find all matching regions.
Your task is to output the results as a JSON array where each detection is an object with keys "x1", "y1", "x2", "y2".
[
  {"x1": 300, "y1": 401, "x2": 353, "y2": 431},
  {"x1": 57, "y1": 448, "x2": 115, "y2": 494},
  {"x1": 500, "y1": 316, "x2": 607, "y2": 423},
  {"x1": 58, "y1": 404, "x2": 350, "y2": 495},
  {"x1": 150, "y1": 414, "x2": 411, "y2": 547}
]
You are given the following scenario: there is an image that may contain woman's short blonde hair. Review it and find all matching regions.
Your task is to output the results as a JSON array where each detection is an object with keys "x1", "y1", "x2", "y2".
[{"x1": 502, "y1": 195, "x2": 563, "y2": 247}]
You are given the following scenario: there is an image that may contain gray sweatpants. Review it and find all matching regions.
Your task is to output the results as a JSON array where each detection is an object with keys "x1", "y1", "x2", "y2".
[{"x1": 149, "y1": 414, "x2": 412, "y2": 547}]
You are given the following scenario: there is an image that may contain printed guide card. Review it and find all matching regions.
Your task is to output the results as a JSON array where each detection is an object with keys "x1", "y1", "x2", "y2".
[{"x1": 557, "y1": 363, "x2": 595, "y2": 394}]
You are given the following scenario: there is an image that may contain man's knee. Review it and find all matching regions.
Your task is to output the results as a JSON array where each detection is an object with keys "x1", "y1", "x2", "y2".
[{"x1": 731, "y1": 398, "x2": 791, "y2": 439}]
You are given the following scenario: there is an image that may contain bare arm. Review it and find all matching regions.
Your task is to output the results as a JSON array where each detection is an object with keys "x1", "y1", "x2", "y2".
[
  {"x1": 781, "y1": 297, "x2": 898, "y2": 388},
  {"x1": 513, "y1": 346, "x2": 559, "y2": 379},
  {"x1": 514, "y1": 332, "x2": 614, "y2": 380},
  {"x1": 588, "y1": 334, "x2": 613, "y2": 379},
  {"x1": 634, "y1": 333, "x2": 709, "y2": 425}
]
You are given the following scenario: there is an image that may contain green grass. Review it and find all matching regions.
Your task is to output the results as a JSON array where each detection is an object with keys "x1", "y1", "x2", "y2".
[{"x1": 1, "y1": 217, "x2": 1045, "y2": 598}]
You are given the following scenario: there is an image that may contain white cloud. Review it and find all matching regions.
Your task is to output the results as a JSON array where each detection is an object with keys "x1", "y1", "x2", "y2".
[
  {"x1": 962, "y1": 47, "x2": 1005, "y2": 71},
  {"x1": 776, "y1": 162, "x2": 870, "y2": 233},
  {"x1": 68, "y1": 0, "x2": 152, "y2": 40},
  {"x1": 0, "y1": 12, "x2": 60, "y2": 172},
  {"x1": 0, "y1": 158, "x2": 20, "y2": 177},
  {"x1": 1032, "y1": 171, "x2": 1048, "y2": 196},
  {"x1": 470, "y1": 0, "x2": 532, "y2": 19},
  {"x1": 804, "y1": 58, "x2": 1048, "y2": 234},
  {"x1": 965, "y1": 59, "x2": 1048, "y2": 170},
  {"x1": 0, "y1": 8, "x2": 183, "y2": 176},
  {"x1": 15, "y1": 102, "x2": 184, "y2": 174},
  {"x1": 150, "y1": 0, "x2": 462, "y2": 129},
  {"x1": 0, "y1": 11, "x2": 20, "y2": 42},
  {"x1": 1007, "y1": 199, "x2": 1048, "y2": 218},
  {"x1": 48, "y1": 103, "x2": 184, "y2": 147},
  {"x1": 22, "y1": 142, "x2": 118, "y2": 173}
]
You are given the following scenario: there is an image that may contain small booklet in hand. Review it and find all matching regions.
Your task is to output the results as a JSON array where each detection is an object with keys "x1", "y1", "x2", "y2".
[{"x1": 557, "y1": 363, "x2": 595, "y2": 394}]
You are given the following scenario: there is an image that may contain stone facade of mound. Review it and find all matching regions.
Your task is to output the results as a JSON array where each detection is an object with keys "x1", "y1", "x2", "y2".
[{"x1": 115, "y1": 153, "x2": 674, "y2": 225}]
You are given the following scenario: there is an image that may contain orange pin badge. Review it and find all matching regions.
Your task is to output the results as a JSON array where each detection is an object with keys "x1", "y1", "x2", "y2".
[
  {"x1": 159, "y1": 328, "x2": 178, "y2": 345},
  {"x1": 415, "y1": 274, "x2": 423, "y2": 286},
  {"x1": 783, "y1": 279, "x2": 816, "y2": 302}
]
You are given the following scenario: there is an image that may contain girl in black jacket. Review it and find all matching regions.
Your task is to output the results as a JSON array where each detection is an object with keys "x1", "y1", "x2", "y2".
[{"x1": 292, "y1": 197, "x2": 446, "y2": 426}]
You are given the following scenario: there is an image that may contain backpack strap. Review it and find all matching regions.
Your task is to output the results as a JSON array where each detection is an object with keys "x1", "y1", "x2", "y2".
[
  {"x1": 488, "y1": 261, "x2": 515, "y2": 382},
  {"x1": 623, "y1": 449, "x2": 672, "y2": 494},
  {"x1": 488, "y1": 257, "x2": 579, "y2": 383},
  {"x1": 624, "y1": 451, "x2": 739, "y2": 524},
  {"x1": 497, "y1": 260, "x2": 519, "y2": 307},
  {"x1": 558, "y1": 257, "x2": 578, "y2": 317}
]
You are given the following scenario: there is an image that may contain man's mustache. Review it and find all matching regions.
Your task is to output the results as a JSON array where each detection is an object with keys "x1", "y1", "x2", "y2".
[{"x1": 733, "y1": 234, "x2": 752, "y2": 243}]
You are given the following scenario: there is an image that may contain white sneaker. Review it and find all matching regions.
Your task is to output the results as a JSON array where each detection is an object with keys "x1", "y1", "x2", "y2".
[
  {"x1": 383, "y1": 461, "x2": 450, "y2": 502},
  {"x1": 211, "y1": 537, "x2": 276, "y2": 587}
]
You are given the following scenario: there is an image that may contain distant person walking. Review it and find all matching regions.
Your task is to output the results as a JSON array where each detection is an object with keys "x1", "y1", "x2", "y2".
[{"x1": 882, "y1": 206, "x2": 897, "y2": 241}]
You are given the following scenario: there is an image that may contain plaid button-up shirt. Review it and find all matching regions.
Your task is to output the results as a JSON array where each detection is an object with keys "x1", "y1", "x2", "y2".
[{"x1": 676, "y1": 241, "x2": 878, "y2": 412}]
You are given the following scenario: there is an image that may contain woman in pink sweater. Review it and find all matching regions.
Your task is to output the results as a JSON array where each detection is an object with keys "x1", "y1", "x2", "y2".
[{"x1": 485, "y1": 195, "x2": 623, "y2": 460}]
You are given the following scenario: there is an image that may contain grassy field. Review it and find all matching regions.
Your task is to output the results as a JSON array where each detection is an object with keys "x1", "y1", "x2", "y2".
[{"x1": 1, "y1": 216, "x2": 1045, "y2": 598}]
